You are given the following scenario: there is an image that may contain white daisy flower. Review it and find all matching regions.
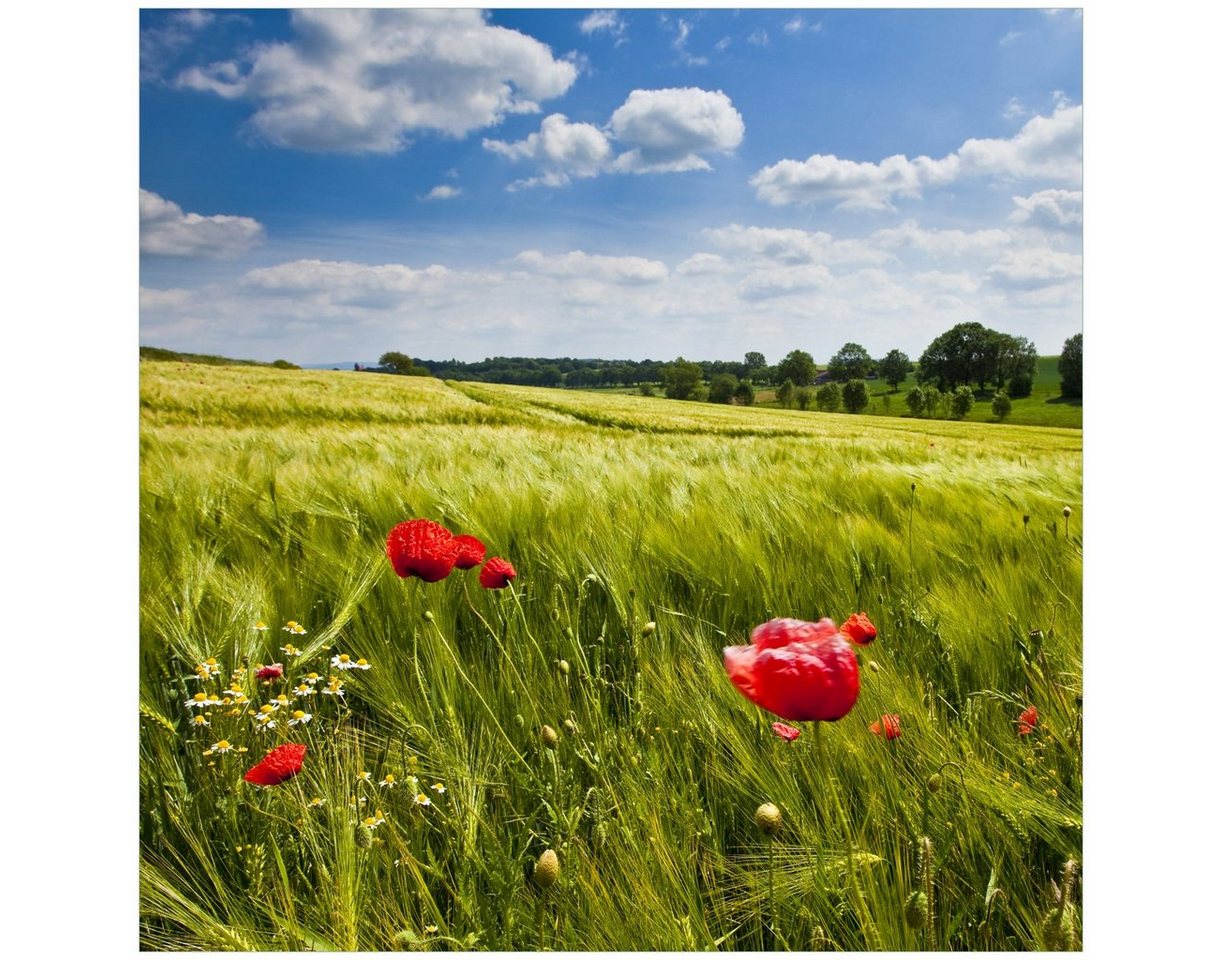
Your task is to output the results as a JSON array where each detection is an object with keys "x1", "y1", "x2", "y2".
[
  {"x1": 185, "y1": 692, "x2": 222, "y2": 709},
  {"x1": 288, "y1": 710, "x2": 312, "y2": 726}
]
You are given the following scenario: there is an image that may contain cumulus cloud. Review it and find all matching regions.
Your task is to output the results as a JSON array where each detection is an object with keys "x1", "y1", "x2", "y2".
[
  {"x1": 177, "y1": 9, "x2": 577, "y2": 153},
  {"x1": 870, "y1": 221, "x2": 1013, "y2": 258},
  {"x1": 1009, "y1": 189, "x2": 1083, "y2": 229},
  {"x1": 420, "y1": 185, "x2": 462, "y2": 202},
  {"x1": 675, "y1": 252, "x2": 728, "y2": 276},
  {"x1": 485, "y1": 87, "x2": 744, "y2": 186},
  {"x1": 241, "y1": 259, "x2": 453, "y2": 309},
  {"x1": 511, "y1": 249, "x2": 668, "y2": 285},
  {"x1": 140, "y1": 189, "x2": 265, "y2": 258},
  {"x1": 609, "y1": 88, "x2": 744, "y2": 173},
  {"x1": 738, "y1": 264, "x2": 834, "y2": 301},
  {"x1": 751, "y1": 102, "x2": 1081, "y2": 208},
  {"x1": 986, "y1": 249, "x2": 1082, "y2": 289},
  {"x1": 703, "y1": 224, "x2": 891, "y2": 266},
  {"x1": 141, "y1": 9, "x2": 217, "y2": 81},
  {"x1": 484, "y1": 114, "x2": 613, "y2": 188}
]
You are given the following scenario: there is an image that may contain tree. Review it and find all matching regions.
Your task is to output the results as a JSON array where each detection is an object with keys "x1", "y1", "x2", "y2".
[
  {"x1": 379, "y1": 351, "x2": 419, "y2": 375},
  {"x1": 795, "y1": 387, "x2": 813, "y2": 410},
  {"x1": 917, "y1": 322, "x2": 994, "y2": 390},
  {"x1": 776, "y1": 379, "x2": 796, "y2": 408},
  {"x1": 991, "y1": 391, "x2": 1012, "y2": 420},
  {"x1": 1059, "y1": 333, "x2": 1082, "y2": 399},
  {"x1": 922, "y1": 385, "x2": 945, "y2": 418},
  {"x1": 828, "y1": 342, "x2": 874, "y2": 381},
  {"x1": 708, "y1": 373, "x2": 739, "y2": 404},
  {"x1": 816, "y1": 382, "x2": 841, "y2": 412},
  {"x1": 1008, "y1": 372, "x2": 1034, "y2": 398},
  {"x1": 639, "y1": 382, "x2": 655, "y2": 397},
  {"x1": 905, "y1": 386, "x2": 926, "y2": 417},
  {"x1": 842, "y1": 379, "x2": 869, "y2": 414},
  {"x1": 776, "y1": 349, "x2": 816, "y2": 387},
  {"x1": 744, "y1": 351, "x2": 767, "y2": 380},
  {"x1": 951, "y1": 385, "x2": 975, "y2": 419},
  {"x1": 662, "y1": 357, "x2": 703, "y2": 400},
  {"x1": 993, "y1": 335, "x2": 1038, "y2": 389},
  {"x1": 734, "y1": 381, "x2": 756, "y2": 405},
  {"x1": 878, "y1": 349, "x2": 912, "y2": 391}
]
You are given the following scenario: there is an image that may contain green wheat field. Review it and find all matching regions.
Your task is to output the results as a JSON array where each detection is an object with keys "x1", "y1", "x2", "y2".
[{"x1": 139, "y1": 359, "x2": 1082, "y2": 951}]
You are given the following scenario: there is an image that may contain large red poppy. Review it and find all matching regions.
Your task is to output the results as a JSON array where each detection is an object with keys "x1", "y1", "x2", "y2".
[
  {"x1": 453, "y1": 534, "x2": 487, "y2": 570},
  {"x1": 479, "y1": 557, "x2": 517, "y2": 589},
  {"x1": 840, "y1": 612, "x2": 878, "y2": 646},
  {"x1": 243, "y1": 742, "x2": 307, "y2": 786},
  {"x1": 254, "y1": 663, "x2": 284, "y2": 681},
  {"x1": 1017, "y1": 705, "x2": 1038, "y2": 736},
  {"x1": 724, "y1": 618, "x2": 860, "y2": 722},
  {"x1": 386, "y1": 519, "x2": 461, "y2": 582}
]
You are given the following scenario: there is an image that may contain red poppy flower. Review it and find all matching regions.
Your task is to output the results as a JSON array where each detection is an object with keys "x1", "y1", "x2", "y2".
[
  {"x1": 723, "y1": 618, "x2": 860, "y2": 722},
  {"x1": 840, "y1": 612, "x2": 878, "y2": 646},
  {"x1": 386, "y1": 519, "x2": 461, "y2": 582},
  {"x1": 479, "y1": 556, "x2": 517, "y2": 589},
  {"x1": 771, "y1": 721, "x2": 802, "y2": 742},
  {"x1": 1017, "y1": 705, "x2": 1038, "y2": 736},
  {"x1": 453, "y1": 534, "x2": 487, "y2": 570},
  {"x1": 243, "y1": 742, "x2": 307, "y2": 786},
  {"x1": 254, "y1": 663, "x2": 284, "y2": 681},
  {"x1": 870, "y1": 713, "x2": 902, "y2": 740}
]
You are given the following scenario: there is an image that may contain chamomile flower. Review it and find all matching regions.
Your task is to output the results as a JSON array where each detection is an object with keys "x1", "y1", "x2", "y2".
[
  {"x1": 379, "y1": 773, "x2": 398, "y2": 788},
  {"x1": 321, "y1": 676, "x2": 345, "y2": 697},
  {"x1": 307, "y1": 797, "x2": 326, "y2": 808},
  {"x1": 357, "y1": 771, "x2": 372, "y2": 783},
  {"x1": 282, "y1": 620, "x2": 307, "y2": 635},
  {"x1": 303, "y1": 672, "x2": 321, "y2": 685},
  {"x1": 269, "y1": 694, "x2": 292, "y2": 711},
  {"x1": 190, "y1": 715, "x2": 210, "y2": 728},
  {"x1": 192, "y1": 658, "x2": 222, "y2": 680},
  {"x1": 288, "y1": 709, "x2": 312, "y2": 726},
  {"x1": 254, "y1": 704, "x2": 277, "y2": 729},
  {"x1": 431, "y1": 783, "x2": 446, "y2": 794},
  {"x1": 424, "y1": 925, "x2": 439, "y2": 935},
  {"x1": 354, "y1": 658, "x2": 371, "y2": 670},
  {"x1": 293, "y1": 683, "x2": 315, "y2": 699},
  {"x1": 362, "y1": 809, "x2": 387, "y2": 829},
  {"x1": 280, "y1": 643, "x2": 303, "y2": 657},
  {"x1": 414, "y1": 793, "x2": 432, "y2": 807},
  {"x1": 254, "y1": 621, "x2": 269, "y2": 631},
  {"x1": 208, "y1": 740, "x2": 234, "y2": 754},
  {"x1": 185, "y1": 691, "x2": 222, "y2": 709},
  {"x1": 331, "y1": 654, "x2": 358, "y2": 670}
]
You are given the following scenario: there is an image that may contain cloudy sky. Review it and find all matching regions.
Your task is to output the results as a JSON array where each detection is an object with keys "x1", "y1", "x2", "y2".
[{"x1": 139, "y1": 7, "x2": 1083, "y2": 365}]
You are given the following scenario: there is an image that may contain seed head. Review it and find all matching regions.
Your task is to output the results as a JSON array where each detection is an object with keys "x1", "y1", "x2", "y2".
[
  {"x1": 533, "y1": 848, "x2": 560, "y2": 888},
  {"x1": 355, "y1": 825, "x2": 373, "y2": 849},
  {"x1": 754, "y1": 802, "x2": 783, "y2": 836},
  {"x1": 1023, "y1": 514, "x2": 1031, "y2": 526},
  {"x1": 540, "y1": 725, "x2": 559, "y2": 749},
  {"x1": 557, "y1": 659, "x2": 570, "y2": 676},
  {"x1": 904, "y1": 890, "x2": 929, "y2": 929},
  {"x1": 563, "y1": 718, "x2": 578, "y2": 736},
  {"x1": 641, "y1": 621, "x2": 656, "y2": 637},
  {"x1": 1062, "y1": 506, "x2": 1072, "y2": 518},
  {"x1": 423, "y1": 610, "x2": 434, "y2": 622},
  {"x1": 927, "y1": 773, "x2": 943, "y2": 794},
  {"x1": 867, "y1": 660, "x2": 882, "y2": 673}
]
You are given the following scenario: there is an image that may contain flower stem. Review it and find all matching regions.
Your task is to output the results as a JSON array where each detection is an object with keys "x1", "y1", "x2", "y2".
[{"x1": 815, "y1": 722, "x2": 884, "y2": 951}]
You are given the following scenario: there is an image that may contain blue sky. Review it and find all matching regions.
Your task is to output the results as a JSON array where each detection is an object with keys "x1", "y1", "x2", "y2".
[{"x1": 139, "y1": 7, "x2": 1083, "y2": 365}]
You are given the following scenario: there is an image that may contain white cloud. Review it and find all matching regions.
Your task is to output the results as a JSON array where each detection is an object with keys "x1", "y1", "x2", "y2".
[
  {"x1": 484, "y1": 113, "x2": 613, "y2": 187},
  {"x1": 870, "y1": 221, "x2": 1013, "y2": 258},
  {"x1": 702, "y1": 224, "x2": 891, "y2": 266},
  {"x1": 1003, "y1": 97, "x2": 1028, "y2": 120},
  {"x1": 999, "y1": 30, "x2": 1026, "y2": 46},
  {"x1": 579, "y1": 11, "x2": 626, "y2": 40},
  {"x1": 240, "y1": 259, "x2": 453, "y2": 309},
  {"x1": 986, "y1": 249, "x2": 1082, "y2": 289},
  {"x1": 669, "y1": 17, "x2": 708, "y2": 66},
  {"x1": 141, "y1": 9, "x2": 217, "y2": 81},
  {"x1": 140, "y1": 189, "x2": 265, "y2": 258},
  {"x1": 751, "y1": 102, "x2": 1081, "y2": 208},
  {"x1": 420, "y1": 185, "x2": 462, "y2": 202},
  {"x1": 609, "y1": 88, "x2": 744, "y2": 173},
  {"x1": 177, "y1": 9, "x2": 577, "y2": 153},
  {"x1": 747, "y1": 29, "x2": 769, "y2": 46},
  {"x1": 675, "y1": 252, "x2": 728, "y2": 276},
  {"x1": 1009, "y1": 189, "x2": 1083, "y2": 229},
  {"x1": 738, "y1": 264, "x2": 834, "y2": 301},
  {"x1": 511, "y1": 249, "x2": 668, "y2": 285},
  {"x1": 139, "y1": 286, "x2": 194, "y2": 311},
  {"x1": 486, "y1": 88, "x2": 743, "y2": 186}
]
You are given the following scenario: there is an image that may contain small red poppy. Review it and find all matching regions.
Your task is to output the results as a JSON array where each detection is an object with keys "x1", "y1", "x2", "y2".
[
  {"x1": 724, "y1": 618, "x2": 860, "y2": 722},
  {"x1": 1017, "y1": 705, "x2": 1038, "y2": 736},
  {"x1": 254, "y1": 663, "x2": 284, "y2": 681},
  {"x1": 386, "y1": 519, "x2": 461, "y2": 582},
  {"x1": 870, "y1": 713, "x2": 901, "y2": 740},
  {"x1": 243, "y1": 742, "x2": 307, "y2": 786},
  {"x1": 453, "y1": 534, "x2": 487, "y2": 570},
  {"x1": 771, "y1": 722, "x2": 801, "y2": 742},
  {"x1": 840, "y1": 612, "x2": 878, "y2": 646},
  {"x1": 479, "y1": 557, "x2": 517, "y2": 589}
]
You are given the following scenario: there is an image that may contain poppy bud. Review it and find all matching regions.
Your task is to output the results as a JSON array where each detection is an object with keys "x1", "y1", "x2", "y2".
[
  {"x1": 563, "y1": 718, "x2": 578, "y2": 736},
  {"x1": 641, "y1": 621, "x2": 656, "y2": 637},
  {"x1": 754, "y1": 802, "x2": 783, "y2": 836},
  {"x1": 904, "y1": 890, "x2": 929, "y2": 929},
  {"x1": 423, "y1": 610, "x2": 434, "y2": 622},
  {"x1": 926, "y1": 773, "x2": 942, "y2": 794},
  {"x1": 1062, "y1": 506, "x2": 1072, "y2": 518},
  {"x1": 557, "y1": 659, "x2": 570, "y2": 676},
  {"x1": 1023, "y1": 514, "x2": 1031, "y2": 525},
  {"x1": 514, "y1": 713, "x2": 525, "y2": 728},
  {"x1": 533, "y1": 849, "x2": 560, "y2": 888},
  {"x1": 867, "y1": 660, "x2": 882, "y2": 673},
  {"x1": 540, "y1": 725, "x2": 559, "y2": 749}
]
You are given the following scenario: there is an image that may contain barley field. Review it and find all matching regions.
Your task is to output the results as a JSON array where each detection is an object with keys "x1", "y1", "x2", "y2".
[{"x1": 139, "y1": 360, "x2": 1082, "y2": 951}]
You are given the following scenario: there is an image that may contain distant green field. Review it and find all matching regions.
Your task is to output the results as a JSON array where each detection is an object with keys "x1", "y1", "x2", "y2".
[{"x1": 140, "y1": 360, "x2": 1081, "y2": 951}]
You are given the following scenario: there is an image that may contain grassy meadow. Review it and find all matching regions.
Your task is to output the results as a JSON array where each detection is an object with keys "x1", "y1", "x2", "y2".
[{"x1": 140, "y1": 359, "x2": 1082, "y2": 951}]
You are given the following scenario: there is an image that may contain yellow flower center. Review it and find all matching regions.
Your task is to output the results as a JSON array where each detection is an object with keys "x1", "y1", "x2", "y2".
[
  {"x1": 216, "y1": 741, "x2": 230, "y2": 749},
  {"x1": 193, "y1": 692, "x2": 207, "y2": 702},
  {"x1": 384, "y1": 774, "x2": 395, "y2": 783},
  {"x1": 357, "y1": 658, "x2": 368, "y2": 666},
  {"x1": 293, "y1": 710, "x2": 306, "y2": 720},
  {"x1": 339, "y1": 654, "x2": 350, "y2": 663},
  {"x1": 259, "y1": 705, "x2": 274, "y2": 714}
]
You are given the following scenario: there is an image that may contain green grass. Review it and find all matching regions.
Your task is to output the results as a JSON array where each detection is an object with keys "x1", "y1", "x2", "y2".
[{"x1": 140, "y1": 359, "x2": 1082, "y2": 951}]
